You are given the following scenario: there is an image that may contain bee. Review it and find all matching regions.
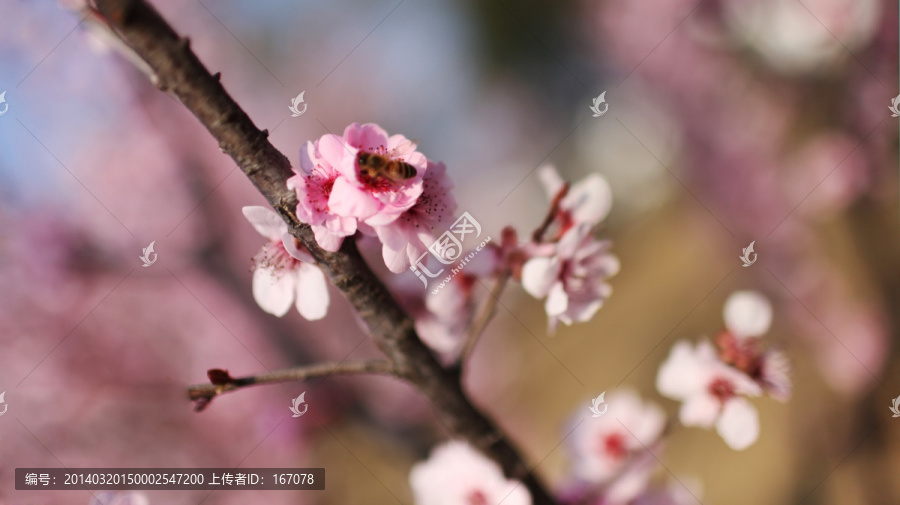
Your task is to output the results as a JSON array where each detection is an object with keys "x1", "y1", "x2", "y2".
[{"x1": 356, "y1": 151, "x2": 417, "y2": 183}]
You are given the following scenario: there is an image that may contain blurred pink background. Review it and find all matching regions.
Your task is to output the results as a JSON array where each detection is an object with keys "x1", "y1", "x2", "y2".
[{"x1": 0, "y1": 0, "x2": 897, "y2": 504}]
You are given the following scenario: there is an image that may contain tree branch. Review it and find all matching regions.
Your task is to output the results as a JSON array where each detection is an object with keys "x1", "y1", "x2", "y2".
[
  {"x1": 91, "y1": 0, "x2": 556, "y2": 502},
  {"x1": 188, "y1": 360, "x2": 396, "y2": 405}
]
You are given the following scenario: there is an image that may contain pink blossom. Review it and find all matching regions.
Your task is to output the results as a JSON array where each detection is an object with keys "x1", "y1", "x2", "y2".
[
  {"x1": 243, "y1": 206, "x2": 329, "y2": 320},
  {"x1": 373, "y1": 160, "x2": 457, "y2": 273},
  {"x1": 656, "y1": 340, "x2": 762, "y2": 450},
  {"x1": 538, "y1": 165, "x2": 613, "y2": 238},
  {"x1": 521, "y1": 224, "x2": 619, "y2": 331},
  {"x1": 415, "y1": 275, "x2": 471, "y2": 364},
  {"x1": 329, "y1": 122, "x2": 427, "y2": 226},
  {"x1": 287, "y1": 134, "x2": 358, "y2": 251},
  {"x1": 409, "y1": 440, "x2": 532, "y2": 505},
  {"x1": 567, "y1": 389, "x2": 665, "y2": 503},
  {"x1": 716, "y1": 291, "x2": 792, "y2": 401}
]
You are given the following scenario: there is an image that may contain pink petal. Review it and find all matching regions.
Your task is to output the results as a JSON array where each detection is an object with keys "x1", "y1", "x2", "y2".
[
  {"x1": 656, "y1": 341, "x2": 707, "y2": 399},
  {"x1": 717, "y1": 398, "x2": 759, "y2": 450},
  {"x1": 281, "y1": 232, "x2": 315, "y2": 263},
  {"x1": 317, "y1": 133, "x2": 351, "y2": 164},
  {"x1": 242, "y1": 206, "x2": 287, "y2": 241},
  {"x1": 312, "y1": 225, "x2": 345, "y2": 252},
  {"x1": 252, "y1": 267, "x2": 295, "y2": 317},
  {"x1": 294, "y1": 265, "x2": 329, "y2": 320},
  {"x1": 329, "y1": 177, "x2": 382, "y2": 220}
]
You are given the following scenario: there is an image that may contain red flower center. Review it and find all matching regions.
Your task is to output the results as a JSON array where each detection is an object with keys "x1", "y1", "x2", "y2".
[
  {"x1": 466, "y1": 490, "x2": 488, "y2": 505},
  {"x1": 708, "y1": 377, "x2": 736, "y2": 403},
  {"x1": 599, "y1": 432, "x2": 627, "y2": 460}
]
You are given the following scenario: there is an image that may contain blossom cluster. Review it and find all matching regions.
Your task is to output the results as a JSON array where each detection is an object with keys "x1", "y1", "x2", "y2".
[
  {"x1": 657, "y1": 291, "x2": 790, "y2": 450},
  {"x1": 242, "y1": 124, "x2": 618, "y2": 343},
  {"x1": 236, "y1": 123, "x2": 790, "y2": 505}
]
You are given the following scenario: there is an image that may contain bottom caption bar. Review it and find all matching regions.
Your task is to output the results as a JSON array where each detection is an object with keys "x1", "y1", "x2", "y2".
[{"x1": 15, "y1": 468, "x2": 324, "y2": 491}]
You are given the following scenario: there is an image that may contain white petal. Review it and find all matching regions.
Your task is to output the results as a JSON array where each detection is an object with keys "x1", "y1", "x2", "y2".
[
  {"x1": 242, "y1": 206, "x2": 287, "y2": 241},
  {"x1": 252, "y1": 267, "x2": 295, "y2": 316},
  {"x1": 545, "y1": 282, "x2": 569, "y2": 317},
  {"x1": 521, "y1": 257, "x2": 559, "y2": 298},
  {"x1": 656, "y1": 341, "x2": 706, "y2": 399},
  {"x1": 723, "y1": 290, "x2": 772, "y2": 338},
  {"x1": 537, "y1": 164, "x2": 565, "y2": 197},
  {"x1": 566, "y1": 174, "x2": 613, "y2": 225},
  {"x1": 717, "y1": 398, "x2": 759, "y2": 450},
  {"x1": 679, "y1": 394, "x2": 720, "y2": 428},
  {"x1": 294, "y1": 265, "x2": 330, "y2": 320}
]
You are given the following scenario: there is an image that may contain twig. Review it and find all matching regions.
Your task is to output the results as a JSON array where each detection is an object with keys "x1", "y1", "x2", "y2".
[
  {"x1": 461, "y1": 271, "x2": 511, "y2": 362},
  {"x1": 91, "y1": 1, "x2": 557, "y2": 503},
  {"x1": 462, "y1": 185, "x2": 568, "y2": 362},
  {"x1": 188, "y1": 360, "x2": 396, "y2": 405}
]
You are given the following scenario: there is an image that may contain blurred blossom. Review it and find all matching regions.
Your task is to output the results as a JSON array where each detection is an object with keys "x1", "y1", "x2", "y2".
[
  {"x1": 242, "y1": 206, "x2": 329, "y2": 320},
  {"x1": 89, "y1": 491, "x2": 149, "y2": 505},
  {"x1": 537, "y1": 165, "x2": 613, "y2": 237},
  {"x1": 409, "y1": 440, "x2": 532, "y2": 505},
  {"x1": 566, "y1": 389, "x2": 666, "y2": 503},
  {"x1": 723, "y1": 290, "x2": 773, "y2": 339},
  {"x1": 522, "y1": 224, "x2": 619, "y2": 332},
  {"x1": 723, "y1": 0, "x2": 881, "y2": 74},
  {"x1": 657, "y1": 339, "x2": 762, "y2": 450}
]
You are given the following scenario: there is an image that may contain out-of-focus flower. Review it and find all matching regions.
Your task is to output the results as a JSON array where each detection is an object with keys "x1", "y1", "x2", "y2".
[
  {"x1": 657, "y1": 340, "x2": 762, "y2": 450},
  {"x1": 567, "y1": 389, "x2": 666, "y2": 503},
  {"x1": 717, "y1": 291, "x2": 792, "y2": 401},
  {"x1": 537, "y1": 165, "x2": 613, "y2": 239},
  {"x1": 723, "y1": 290, "x2": 773, "y2": 339},
  {"x1": 288, "y1": 134, "x2": 359, "y2": 251},
  {"x1": 89, "y1": 491, "x2": 149, "y2": 505},
  {"x1": 373, "y1": 160, "x2": 457, "y2": 273},
  {"x1": 521, "y1": 224, "x2": 619, "y2": 332},
  {"x1": 330, "y1": 122, "x2": 427, "y2": 226},
  {"x1": 243, "y1": 206, "x2": 329, "y2": 320},
  {"x1": 409, "y1": 440, "x2": 532, "y2": 505},
  {"x1": 723, "y1": 0, "x2": 881, "y2": 74}
]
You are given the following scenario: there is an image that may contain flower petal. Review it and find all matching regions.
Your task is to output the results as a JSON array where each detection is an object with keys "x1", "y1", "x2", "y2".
[
  {"x1": 566, "y1": 173, "x2": 613, "y2": 225},
  {"x1": 545, "y1": 282, "x2": 570, "y2": 317},
  {"x1": 679, "y1": 394, "x2": 720, "y2": 428},
  {"x1": 252, "y1": 267, "x2": 295, "y2": 317},
  {"x1": 717, "y1": 398, "x2": 759, "y2": 450},
  {"x1": 521, "y1": 257, "x2": 559, "y2": 298},
  {"x1": 723, "y1": 290, "x2": 773, "y2": 338},
  {"x1": 281, "y1": 232, "x2": 315, "y2": 263},
  {"x1": 242, "y1": 206, "x2": 286, "y2": 241},
  {"x1": 294, "y1": 265, "x2": 329, "y2": 320}
]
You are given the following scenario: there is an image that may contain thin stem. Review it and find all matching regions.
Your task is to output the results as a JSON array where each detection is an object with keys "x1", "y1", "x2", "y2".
[
  {"x1": 461, "y1": 271, "x2": 511, "y2": 362},
  {"x1": 188, "y1": 360, "x2": 396, "y2": 403}
]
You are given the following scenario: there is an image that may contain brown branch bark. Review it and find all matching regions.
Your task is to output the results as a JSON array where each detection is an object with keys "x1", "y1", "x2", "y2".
[{"x1": 91, "y1": 0, "x2": 556, "y2": 502}]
